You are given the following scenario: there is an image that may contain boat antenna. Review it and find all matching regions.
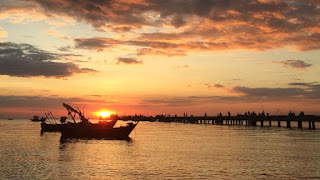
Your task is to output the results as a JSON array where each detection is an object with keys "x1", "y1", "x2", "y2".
[
  {"x1": 43, "y1": 111, "x2": 48, "y2": 123},
  {"x1": 83, "y1": 105, "x2": 85, "y2": 118},
  {"x1": 50, "y1": 111, "x2": 57, "y2": 124},
  {"x1": 63, "y1": 103, "x2": 88, "y2": 123},
  {"x1": 77, "y1": 107, "x2": 82, "y2": 117},
  {"x1": 44, "y1": 111, "x2": 52, "y2": 124}
]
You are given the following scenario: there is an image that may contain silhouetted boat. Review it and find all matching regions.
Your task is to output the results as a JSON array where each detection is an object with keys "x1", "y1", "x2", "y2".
[
  {"x1": 41, "y1": 119, "x2": 118, "y2": 132},
  {"x1": 30, "y1": 115, "x2": 46, "y2": 122},
  {"x1": 41, "y1": 103, "x2": 118, "y2": 132},
  {"x1": 58, "y1": 103, "x2": 138, "y2": 139},
  {"x1": 7, "y1": 118, "x2": 13, "y2": 120},
  {"x1": 60, "y1": 122, "x2": 138, "y2": 139},
  {"x1": 41, "y1": 122, "x2": 70, "y2": 132}
]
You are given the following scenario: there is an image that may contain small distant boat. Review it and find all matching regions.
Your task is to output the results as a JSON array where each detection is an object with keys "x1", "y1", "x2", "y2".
[
  {"x1": 30, "y1": 116, "x2": 46, "y2": 122},
  {"x1": 7, "y1": 118, "x2": 14, "y2": 120}
]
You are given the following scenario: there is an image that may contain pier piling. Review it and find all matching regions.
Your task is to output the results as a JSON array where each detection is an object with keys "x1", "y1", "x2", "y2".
[
  {"x1": 298, "y1": 120, "x2": 302, "y2": 129},
  {"x1": 287, "y1": 120, "x2": 291, "y2": 128},
  {"x1": 312, "y1": 120, "x2": 315, "y2": 130},
  {"x1": 269, "y1": 120, "x2": 272, "y2": 127},
  {"x1": 309, "y1": 120, "x2": 312, "y2": 130}
]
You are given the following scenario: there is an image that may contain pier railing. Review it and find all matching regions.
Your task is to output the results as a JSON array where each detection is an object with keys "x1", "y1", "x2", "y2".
[{"x1": 120, "y1": 115, "x2": 320, "y2": 130}]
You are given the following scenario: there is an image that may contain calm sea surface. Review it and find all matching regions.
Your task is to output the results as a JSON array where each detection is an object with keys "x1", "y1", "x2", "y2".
[{"x1": 0, "y1": 119, "x2": 319, "y2": 179}]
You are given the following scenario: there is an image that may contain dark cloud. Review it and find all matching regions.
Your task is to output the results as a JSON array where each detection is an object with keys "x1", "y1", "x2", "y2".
[
  {"x1": 0, "y1": 95, "x2": 108, "y2": 108},
  {"x1": 189, "y1": 84, "x2": 320, "y2": 103},
  {"x1": 74, "y1": 37, "x2": 225, "y2": 54},
  {"x1": 111, "y1": 26, "x2": 132, "y2": 33},
  {"x1": 116, "y1": 57, "x2": 143, "y2": 65},
  {"x1": 142, "y1": 98, "x2": 192, "y2": 107},
  {"x1": 29, "y1": 0, "x2": 151, "y2": 28},
  {"x1": 204, "y1": 83, "x2": 225, "y2": 89},
  {"x1": 171, "y1": 15, "x2": 187, "y2": 28},
  {"x1": 188, "y1": 95, "x2": 243, "y2": 102},
  {"x1": 204, "y1": 83, "x2": 212, "y2": 88},
  {"x1": 136, "y1": 48, "x2": 187, "y2": 57},
  {"x1": 288, "y1": 82, "x2": 320, "y2": 98},
  {"x1": 0, "y1": 42, "x2": 97, "y2": 78},
  {"x1": 273, "y1": 60, "x2": 312, "y2": 69},
  {"x1": 72, "y1": 60, "x2": 89, "y2": 63},
  {"x1": 74, "y1": 37, "x2": 118, "y2": 50},
  {"x1": 233, "y1": 86, "x2": 305, "y2": 97},
  {"x1": 288, "y1": 82, "x2": 318, "y2": 86},
  {"x1": 189, "y1": 83, "x2": 320, "y2": 102},
  {"x1": 58, "y1": 45, "x2": 72, "y2": 52},
  {"x1": 214, "y1": 84, "x2": 224, "y2": 88},
  {"x1": 233, "y1": 83, "x2": 320, "y2": 100}
]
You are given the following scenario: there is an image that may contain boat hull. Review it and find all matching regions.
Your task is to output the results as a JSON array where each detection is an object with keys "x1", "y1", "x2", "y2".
[
  {"x1": 31, "y1": 119, "x2": 43, "y2": 122},
  {"x1": 41, "y1": 119, "x2": 117, "y2": 132},
  {"x1": 60, "y1": 123, "x2": 137, "y2": 139},
  {"x1": 41, "y1": 123, "x2": 67, "y2": 132}
]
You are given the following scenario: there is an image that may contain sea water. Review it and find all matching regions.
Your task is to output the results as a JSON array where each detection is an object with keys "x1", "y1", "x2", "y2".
[{"x1": 0, "y1": 120, "x2": 319, "y2": 179}]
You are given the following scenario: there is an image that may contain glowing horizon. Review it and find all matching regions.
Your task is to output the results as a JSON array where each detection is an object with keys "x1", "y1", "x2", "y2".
[{"x1": 0, "y1": 0, "x2": 319, "y2": 118}]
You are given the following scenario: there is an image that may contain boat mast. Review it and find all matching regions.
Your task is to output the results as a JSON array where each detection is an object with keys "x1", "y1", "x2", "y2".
[{"x1": 63, "y1": 103, "x2": 89, "y2": 123}]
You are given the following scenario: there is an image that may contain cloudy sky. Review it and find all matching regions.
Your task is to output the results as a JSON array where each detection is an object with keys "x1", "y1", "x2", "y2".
[{"x1": 0, "y1": 0, "x2": 319, "y2": 118}]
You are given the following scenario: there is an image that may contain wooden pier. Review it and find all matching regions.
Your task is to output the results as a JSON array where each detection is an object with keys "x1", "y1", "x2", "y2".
[{"x1": 121, "y1": 114, "x2": 320, "y2": 130}]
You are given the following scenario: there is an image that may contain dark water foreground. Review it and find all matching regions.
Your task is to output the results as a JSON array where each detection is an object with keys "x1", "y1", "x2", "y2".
[{"x1": 0, "y1": 120, "x2": 319, "y2": 179}]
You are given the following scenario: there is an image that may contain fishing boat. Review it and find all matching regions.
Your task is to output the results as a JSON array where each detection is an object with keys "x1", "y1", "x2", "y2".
[
  {"x1": 41, "y1": 103, "x2": 124, "y2": 135},
  {"x1": 41, "y1": 117, "x2": 118, "y2": 132},
  {"x1": 58, "y1": 103, "x2": 138, "y2": 139},
  {"x1": 41, "y1": 116, "x2": 71, "y2": 132},
  {"x1": 60, "y1": 122, "x2": 138, "y2": 139},
  {"x1": 30, "y1": 115, "x2": 46, "y2": 122},
  {"x1": 41, "y1": 104, "x2": 118, "y2": 132}
]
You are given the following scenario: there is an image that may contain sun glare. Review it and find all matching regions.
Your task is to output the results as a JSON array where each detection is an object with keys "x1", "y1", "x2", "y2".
[{"x1": 99, "y1": 111, "x2": 111, "y2": 118}]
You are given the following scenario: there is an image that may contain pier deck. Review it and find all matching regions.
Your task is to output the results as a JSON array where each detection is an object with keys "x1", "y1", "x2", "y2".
[{"x1": 121, "y1": 115, "x2": 320, "y2": 130}]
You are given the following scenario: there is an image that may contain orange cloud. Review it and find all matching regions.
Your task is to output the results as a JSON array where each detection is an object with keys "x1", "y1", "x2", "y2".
[
  {"x1": 2, "y1": 0, "x2": 320, "y2": 55},
  {"x1": 272, "y1": 60, "x2": 312, "y2": 69},
  {"x1": 116, "y1": 57, "x2": 143, "y2": 65},
  {"x1": 136, "y1": 48, "x2": 187, "y2": 57}
]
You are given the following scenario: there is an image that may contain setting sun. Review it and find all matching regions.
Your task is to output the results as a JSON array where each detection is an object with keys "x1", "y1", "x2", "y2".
[{"x1": 99, "y1": 111, "x2": 111, "y2": 118}]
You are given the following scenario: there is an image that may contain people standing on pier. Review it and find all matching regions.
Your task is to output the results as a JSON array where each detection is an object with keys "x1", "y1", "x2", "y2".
[
  {"x1": 289, "y1": 111, "x2": 295, "y2": 116},
  {"x1": 252, "y1": 111, "x2": 256, "y2": 116}
]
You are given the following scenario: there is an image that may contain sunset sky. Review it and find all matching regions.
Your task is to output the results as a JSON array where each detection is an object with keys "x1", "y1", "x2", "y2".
[{"x1": 0, "y1": 0, "x2": 319, "y2": 118}]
